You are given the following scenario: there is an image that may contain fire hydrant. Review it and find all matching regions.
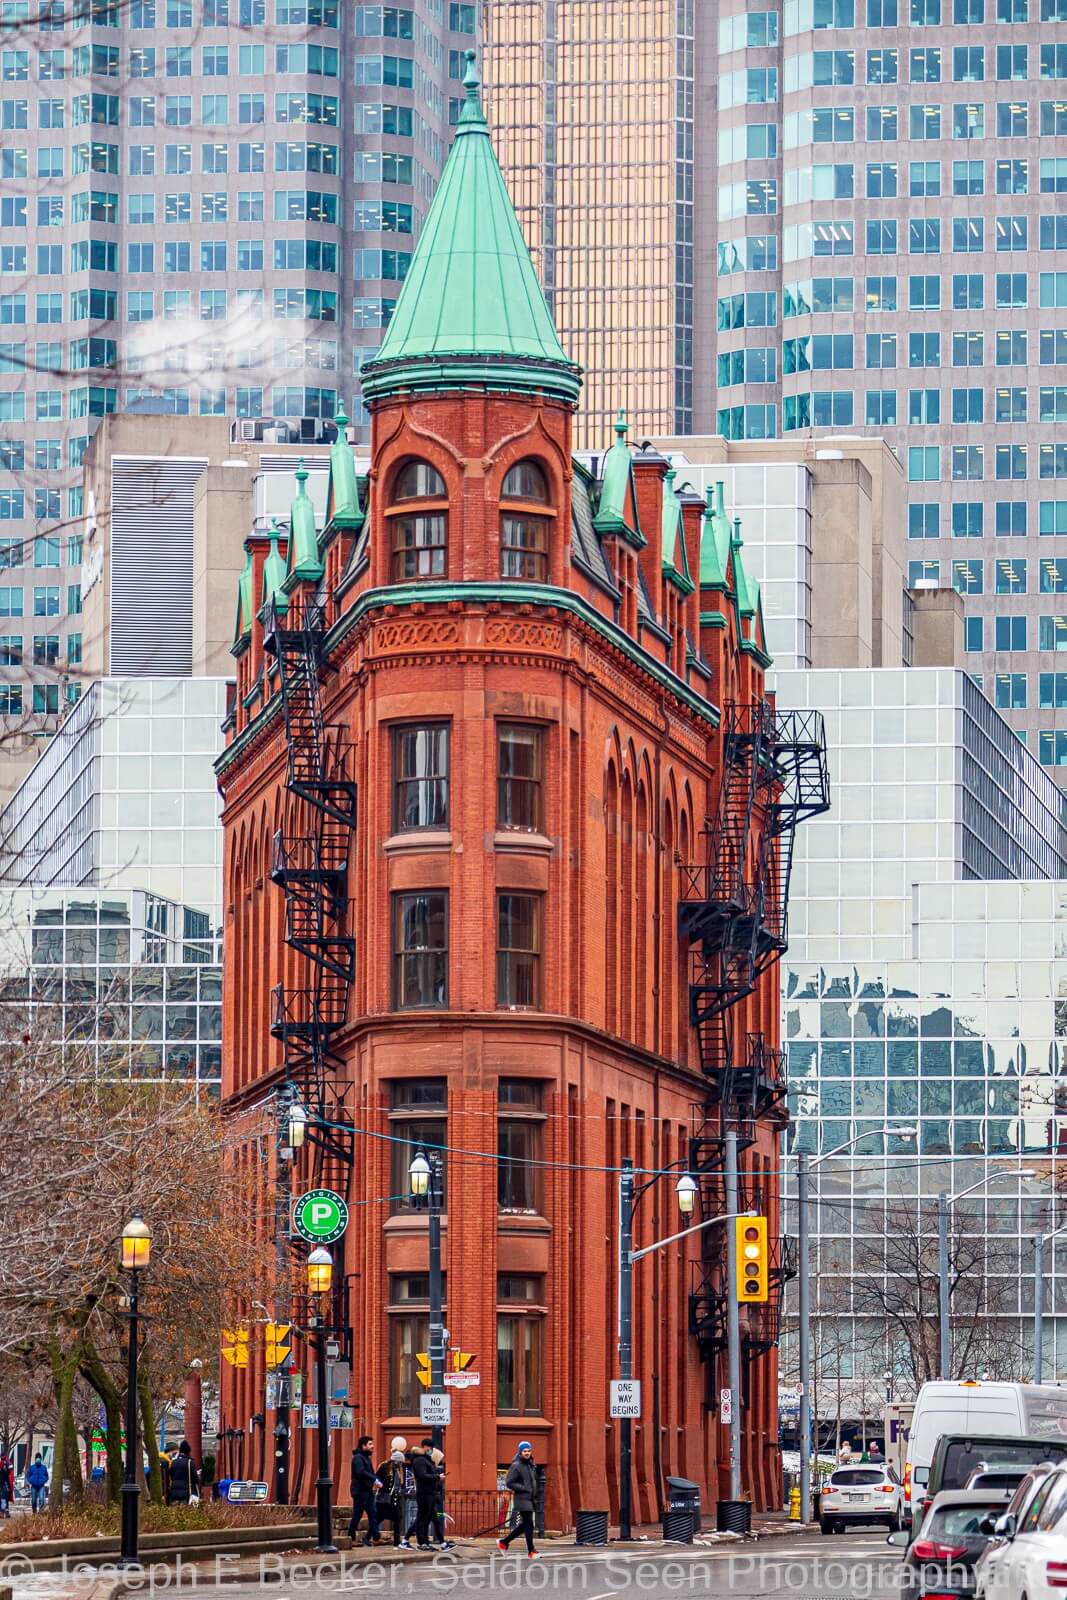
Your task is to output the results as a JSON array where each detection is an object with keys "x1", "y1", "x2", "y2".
[{"x1": 789, "y1": 1484, "x2": 801, "y2": 1521}]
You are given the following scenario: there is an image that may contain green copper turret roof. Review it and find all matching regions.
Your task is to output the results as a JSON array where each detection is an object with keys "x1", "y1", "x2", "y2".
[
  {"x1": 731, "y1": 515, "x2": 757, "y2": 621},
  {"x1": 360, "y1": 51, "x2": 581, "y2": 407},
  {"x1": 283, "y1": 458, "x2": 323, "y2": 590},
  {"x1": 699, "y1": 485, "x2": 730, "y2": 588},
  {"x1": 232, "y1": 539, "x2": 253, "y2": 652},
  {"x1": 260, "y1": 521, "x2": 290, "y2": 618},
  {"x1": 592, "y1": 410, "x2": 646, "y2": 548},
  {"x1": 325, "y1": 404, "x2": 364, "y2": 532},
  {"x1": 660, "y1": 466, "x2": 693, "y2": 592}
]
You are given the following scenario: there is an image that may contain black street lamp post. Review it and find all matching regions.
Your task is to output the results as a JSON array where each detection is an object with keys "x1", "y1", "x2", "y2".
[
  {"x1": 308, "y1": 1246, "x2": 337, "y2": 1553},
  {"x1": 409, "y1": 1151, "x2": 445, "y2": 1451},
  {"x1": 119, "y1": 1215, "x2": 151, "y2": 1569}
]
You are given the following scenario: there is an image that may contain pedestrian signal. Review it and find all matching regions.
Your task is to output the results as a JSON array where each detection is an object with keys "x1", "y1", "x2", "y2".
[
  {"x1": 734, "y1": 1216, "x2": 769, "y2": 1304},
  {"x1": 221, "y1": 1326, "x2": 250, "y2": 1368},
  {"x1": 265, "y1": 1323, "x2": 291, "y2": 1368},
  {"x1": 415, "y1": 1352, "x2": 432, "y2": 1388}
]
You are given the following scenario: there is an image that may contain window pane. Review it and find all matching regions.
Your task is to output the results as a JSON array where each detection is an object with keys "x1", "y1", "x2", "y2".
[
  {"x1": 497, "y1": 724, "x2": 543, "y2": 830},
  {"x1": 393, "y1": 892, "x2": 448, "y2": 1008},
  {"x1": 393, "y1": 724, "x2": 449, "y2": 830},
  {"x1": 497, "y1": 892, "x2": 541, "y2": 1008},
  {"x1": 498, "y1": 1117, "x2": 541, "y2": 1209}
]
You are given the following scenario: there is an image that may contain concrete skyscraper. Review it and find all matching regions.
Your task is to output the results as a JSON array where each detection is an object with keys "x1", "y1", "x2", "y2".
[
  {"x1": 484, "y1": 0, "x2": 1067, "y2": 772},
  {"x1": 0, "y1": 0, "x2": 473, "y2": 754}
]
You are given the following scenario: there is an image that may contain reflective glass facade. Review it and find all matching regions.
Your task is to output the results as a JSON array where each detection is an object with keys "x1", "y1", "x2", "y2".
[
  {"x1": 775, "y1": 665, "x2": 1067, "y2": 1391},
  {"x1": 0, "y1": 4, "x2": 468, "y2": 740}
]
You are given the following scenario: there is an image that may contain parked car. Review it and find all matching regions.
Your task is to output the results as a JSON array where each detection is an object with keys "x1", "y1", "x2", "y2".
[
  {"x1": 973, "y1": 1466, "x2": 1060, "y2": 1599},
  {"x1": 820, "y1": 1463, "x2": 904, "y2": 1534},
  {"x1": 891, "y1": 1490, "x2": 1010, "y2": 1597},
  {"x1": 973, "y1": 1463, "x2": 1067, "y2": 1599},
  {"x1": 910, "y1": 1435, "x2": 1067, "y2": 1535},
  {"x1": 966, "y1": 1470, "x2": 1031, "y2": 1496},
  {"x1": 905, "y1": 1384, "x2": 1067, "y2": 1525}
]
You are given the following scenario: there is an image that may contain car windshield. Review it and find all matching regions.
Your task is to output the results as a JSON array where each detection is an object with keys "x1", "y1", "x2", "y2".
[
  {"x1": 944, "y1": 1442, "x2": 1067, "y2": 1488},
  {"x1": 831, "y1": 1469, "x2": 885, "y2": 1486},
  {"x1": 930, "y1": 1503, "x2": 1007, "y2": 1538}
]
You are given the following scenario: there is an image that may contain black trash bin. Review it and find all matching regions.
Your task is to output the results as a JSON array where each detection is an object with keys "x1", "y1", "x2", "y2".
[
  {"x1": 663, "y1": 1476, "x2": 701, "y2": 1542},
  {"x1": 576, "y1": 1509, "x2": 609, "y2": 1545},
  {"x1": 716, "y1": 1498, "x2": 752, "y2": 1534}
]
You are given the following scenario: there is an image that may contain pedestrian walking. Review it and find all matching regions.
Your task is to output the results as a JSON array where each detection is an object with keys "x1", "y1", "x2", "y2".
[
  {"x1": 166, "y1": 1440, "x2": 200, "y2": 1505},
  {"x1": 0, "y1": 1456, "x2": 13, "y2": 1517},
  {"x1": 348, "y1": 1436, "x2": 381, "y2": 1545},
  {"x1": 375, "y1": 1449, "x2": 410, "y2": 1547},
  {"x1": 497, "y1": 1442, "x2": 540, "y2": 1559},
  {"x1": 430, "y1": 1446, "x2": 451, "y2": 1549},
  {"x1": 26, "y1": 1453, "x2": 48, "y2": 1513},
  {"x1": 412, "y1": 1442, "x2": 441, "y2": 1549}
]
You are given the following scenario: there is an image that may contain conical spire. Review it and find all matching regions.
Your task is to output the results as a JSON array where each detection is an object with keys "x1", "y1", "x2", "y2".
[
  {"x1": 593, "y1": 409, "x2": 645, "y2": 547},
  {"x1": 260, "y1": 520, "x2": 289, "y2": 617},
  {"x1": 232, "y1": 540, "x2": 253, "y2": 651},
  {"x1": 699, "y1": 486, "x2": 729, "y2": 588},
  {"x1": 660, "y1": 467, "x2": 693, "y2": 590},
  {"x1": 283, "y1": 458, "x2": 323, "y2": 588},
  {"x1": 325, "y1": 404, "x2": 363, "y2": 531},
  {"x1": 731, "y1": 514, "x2": 757, "y2": 620},
  {"x1": 360, "y1": 50, "x2": 581, "y2": 406}
]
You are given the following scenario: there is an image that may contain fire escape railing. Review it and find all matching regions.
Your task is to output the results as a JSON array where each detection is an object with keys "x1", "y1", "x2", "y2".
[
  {"x1": 264, "y1": 597, "x2": 357, "y2": 1171},
  {"x1": 679, "y1": 700, "x2": 829, "y2": 1386}
]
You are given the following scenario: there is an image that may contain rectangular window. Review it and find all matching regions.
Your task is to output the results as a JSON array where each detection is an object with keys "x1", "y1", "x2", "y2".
[
  {"x1": 952, "y1": 274, "x2": 984, "y2": 309},
  {"x1": 1040, "y1": 559, "x2": 1067, "y2": 593},
  {"x1": 909, "y1": 446, "x2": 940, "y2": 482},
  {"x1": 393, "y1": 892, "x2": 448, "y2": 1009},
  {"x1": 1040, "y1": 672, "x2": 1067, "y2": 707},
  {"x1": 1039, "y1": 616, "x2": 1067, "y2": 651},
  {"x1": 497, "y1": 1312, "x2": 542, "y2": 1416},
  {"x1": 498, "y1": 1082, "x2": 542, "y2": 1210},
  {"x1": 392, "y1": 724, "x2": 449, "y2": 831},
  {"x1": 952, "y1": 445, "x2": 984, "y2": 480},
  {"x1": 998, "y1": 501, "x2": 1027, "y2": 536},
  {"x1": 909, "y1": 558, "x2": 940, "y2": 585},
  {"x1": 909, "y1": 387, "x2": 941, "y2": 423},
  {"x1": 964, "y1": 616, "x2": 984, "y2": 652},
  {"x1": 497, "y1": 725, "x2": 543, "y2": 831},
  {"x1": 952, "y1": 558, "x2": 984, "y2": 594},
  {"x1": 994, "y1": 672, "x2": 1027, "y2": 708},
  {"x1": 995, "y1": 614, "x2": 1027, "y2": 651},
  {"x1": 865, "y1": 277, "x2": 897, "y2": 313},
  {"x1": 496, "y1": 893, "x2": 541, "y2": 1010},
  {"x1": 909, "y1": 503, "x2": 939, "y2": 539},
  {"x1": 952, "y1": 502, "x2": 983, "y2": 537}
]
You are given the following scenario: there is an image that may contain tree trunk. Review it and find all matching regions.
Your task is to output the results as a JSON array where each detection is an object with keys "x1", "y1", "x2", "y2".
[
  {"x1": 139, "y1": 1374, "x2": 164, "y2": 1505},
  {"x1": 48, "y1": 1338, "x2": 81, "y2": 1509},
  {"x1": 79, "y1": 1333, "x2": 125, "y2": 1505}
]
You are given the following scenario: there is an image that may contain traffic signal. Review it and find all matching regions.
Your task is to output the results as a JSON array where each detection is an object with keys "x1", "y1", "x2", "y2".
[
  {"x1": 415, "y1": 1352, "x2": 432, "y2": 1388},
  {"x1": 265, "y1": 1323, "x2": 292, "y2": 1368},
  {"x1": 735, "y1": 1217, "x2": 769, "y2": 1304},
  {"x1": 221, "y1": 1326, "x2": 250, "y2": 1368}
]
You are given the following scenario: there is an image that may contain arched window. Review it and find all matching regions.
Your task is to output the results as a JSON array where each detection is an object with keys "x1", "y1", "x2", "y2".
[
  {"x1": 389, "y1": 459, "x2": 447, "y2": 581},
  {"x1": 500, "y1": 458, "x2": 551, "y2": 582}
]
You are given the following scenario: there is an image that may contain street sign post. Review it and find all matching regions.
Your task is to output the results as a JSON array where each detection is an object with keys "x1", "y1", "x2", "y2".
[
  {"x1": 292, "y1": 1189, "x2": 349, "y2": 1245},
  {"x1": 610, "y1": 1379, "x2": 642, "y2": 1419},
  {"x1": 720, "y1": 1387, "x2": 733, "y2": 1424},
  {"x1": 443, "y1": 1371, "x2": 480, "y2": 1388},
  {"x1": 419, "y1": 1391, "x2": 452, "y2": 1426}
]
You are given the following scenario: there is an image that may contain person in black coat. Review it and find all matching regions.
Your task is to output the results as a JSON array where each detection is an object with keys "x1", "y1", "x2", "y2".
[
  {"x1": 411, "y1": 1442, "x2": 441, "y2": 1549},
  {"x1": 166, "y1": 1441, "x2": 200, "y2": 1505},
  {"x1": 348, "y1": 1437, "x2": 381, "y2": 1545},
  {"x1": 375, "y1": 1450, "x2": 410, "y2": 1547},
  {"x1": 497, "y1": 1442, "x2": 539, "y2": 1558}
]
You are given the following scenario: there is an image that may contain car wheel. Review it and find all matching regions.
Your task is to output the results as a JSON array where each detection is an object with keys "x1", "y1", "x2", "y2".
[{"x1": 819, "y1": 1518, "x2": 832, "y2": 1535}]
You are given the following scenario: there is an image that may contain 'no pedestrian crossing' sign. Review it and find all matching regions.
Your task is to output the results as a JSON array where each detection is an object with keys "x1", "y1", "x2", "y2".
[{"x1": 292, "y1": 1189, "x2": 349, "y2": 1244}]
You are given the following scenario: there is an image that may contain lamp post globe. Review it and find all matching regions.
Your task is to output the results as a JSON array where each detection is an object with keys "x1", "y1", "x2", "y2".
[
  {"x1": 408, "y1": 1152, "x2": 431, "y2": 1200},
  {"x1": 307, "y1": 1246, "x2": 333, "y2": 1296},
  {"x1": 676, "y1": 1175, "x2": 698, "y2": 1216}
]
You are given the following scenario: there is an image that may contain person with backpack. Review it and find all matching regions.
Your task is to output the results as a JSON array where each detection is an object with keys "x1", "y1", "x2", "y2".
[{"x1": 497, "y1": 1442, "x2": 540, "y2": 1559}]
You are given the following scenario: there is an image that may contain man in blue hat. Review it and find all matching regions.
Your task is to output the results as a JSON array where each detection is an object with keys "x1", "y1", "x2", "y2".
[{"x1": 497, "y1": 1442, "x2": 539, "y2": 1559}]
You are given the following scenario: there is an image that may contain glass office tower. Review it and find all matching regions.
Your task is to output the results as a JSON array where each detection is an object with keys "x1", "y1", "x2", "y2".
[
  {"x1": 0, "y1": 0, "x2": 470, "y2": 743},
  {"x1": 712, "y1": 3, "x2": 1067, "y2": 770}
]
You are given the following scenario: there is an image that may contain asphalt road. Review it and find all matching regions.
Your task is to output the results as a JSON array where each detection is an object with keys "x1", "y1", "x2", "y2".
[{"x1": 161, "y1": 1533, "x2": 906, "y2": 1599}]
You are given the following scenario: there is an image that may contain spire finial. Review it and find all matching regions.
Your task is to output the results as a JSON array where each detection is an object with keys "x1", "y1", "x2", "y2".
[
  {"x1": 458, "y1": 47, "x2": 487, "y2": 129},
  {"x1": 335, "y1": 399, "x2": 348, "y2": 429},
  {"x1": 704, "y1": 485, "x2": 715, "y2": 509},
  {"x1": 732, "y1": 514, "x2": 743, "y2": 548},
  {"x1": 614, "y1": 407, "x2": 627, "y2": 440},
  {"x1": 295, "y1": 456, "x2": 308, "y2": 488}
]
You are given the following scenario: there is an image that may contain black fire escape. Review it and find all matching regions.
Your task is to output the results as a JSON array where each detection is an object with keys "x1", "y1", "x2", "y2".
[
  {"x1": 265, "y1": 597, "x2": 357, "y2": 1172},
  {"x1": 679, "y1": 702, "x2": 829, "y2": 1380}
]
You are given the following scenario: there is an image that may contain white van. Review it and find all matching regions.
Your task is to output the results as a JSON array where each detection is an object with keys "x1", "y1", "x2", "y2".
[{"x1": 905, "y1": 1381, "x2": 1067, "y2": 1517}]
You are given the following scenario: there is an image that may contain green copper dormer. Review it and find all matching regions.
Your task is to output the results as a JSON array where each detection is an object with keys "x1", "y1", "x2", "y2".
[
  {"x1": 231, "y1": 539, "x2": 253, "y2": 655},
  {"x1": 360, "y1": 52, "x2": 581, "y2": 408},
  {"x1": 592, "y1": 410, "x2": 646, "y2": 549},
  {"x1": 283, "y1": 459, "x2": 323, "y2": 591},
  {"x1": 324, "y1": 405, "x2": 364, "y2": 533},
  {"x1": 660, "y1": 466, "x2": 693, "y2": 593},
  {"x1": 260, "y1": 520, "x2": 290, "y2": 619},
  {"x1": 699, "y1": 485, "x2": 730, "y2": 589}
]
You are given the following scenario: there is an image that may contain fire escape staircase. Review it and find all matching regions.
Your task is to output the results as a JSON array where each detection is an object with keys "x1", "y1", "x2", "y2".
[
  {"x1": 264, "y1": 598, "x2": 357, "y2": 1170},
  {"x1": 679, "y1": 700, "x2": 829, "y2": 1380}
]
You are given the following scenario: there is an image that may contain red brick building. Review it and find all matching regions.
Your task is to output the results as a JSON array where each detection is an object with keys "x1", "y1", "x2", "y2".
[{"x1": 216, "y1": 57, "x2": 827, "y2": 1528}]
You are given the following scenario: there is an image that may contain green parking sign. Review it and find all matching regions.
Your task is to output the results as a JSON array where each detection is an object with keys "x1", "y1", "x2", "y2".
[{"x1": 292, "y1": 1188, "x2": 349, "y2": 1244}]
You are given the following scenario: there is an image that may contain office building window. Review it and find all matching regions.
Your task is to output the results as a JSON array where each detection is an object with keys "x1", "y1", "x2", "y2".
[
  {"x1": 497, "y1": 725, "x2": 543, "y2": 831},
  {"x1": 496, "y1": 893, "x2": 541, "y2": 1010},
  {"x1": 392, "y1": 892, "x2": 448, "y2": 1009},
  {"x1": 995, "y1": 615, "x2": 1027, "y2": 651},
  {"x1": 392, "y1": 724, "x2": 449, "y2": 832}
]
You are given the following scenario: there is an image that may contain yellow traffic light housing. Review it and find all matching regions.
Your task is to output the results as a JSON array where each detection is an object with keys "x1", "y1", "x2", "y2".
[
  {"x1": 265, "y1": 1322, "x2": 292, "y2": 1368},
  {"x1": 735, "y1": 1216, "x2": 769, "y2": 1304},
  {"x1": 415, "y1": 1352, "x2": 432, "y2": 1388}
]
